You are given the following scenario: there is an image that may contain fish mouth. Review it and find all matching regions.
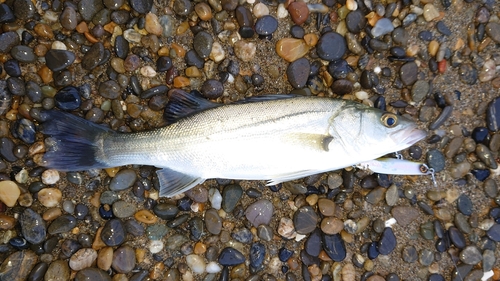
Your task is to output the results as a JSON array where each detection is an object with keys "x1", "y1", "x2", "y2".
[{"x1": 391, "y1": 127, "x2": 427, "y2": 147}]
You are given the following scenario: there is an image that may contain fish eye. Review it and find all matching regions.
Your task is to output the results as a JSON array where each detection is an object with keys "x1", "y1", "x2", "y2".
[{"x1": 381, "y1": 113, "x2": 398, "y2": 128}]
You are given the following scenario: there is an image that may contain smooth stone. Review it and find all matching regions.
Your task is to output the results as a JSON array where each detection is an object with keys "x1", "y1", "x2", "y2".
[
  {"x1": 0, "y1": 4, "x2": 15, "y2": 23},
  {"x1": 459, "y1": 245, "x2": 482, "y2": 265},
  {"x1": 98, "y1": 80, "x2": 121, "y2": 99},
  {"x1": 112, "y1": 200, "x2": 136, "y2": 218},
  {"x1": 458, "y1": 63, "x2": 477, "y2": 85},
  {"x1": 109, "y1": 169, "x2": 137, "y2": 191},
  {"x1": 411, "y1": 80, "x2": 429, "y2": 102},
  {"x1": 276, "y1": 38, "x2": 309, "y2": 62},
  {"x1": 371, "y1": 18, "x2": 394, "y2": 37},
  {"x1": 20, "y1": 208, "x2": 46, "y2": 244},
  {"x1": 55, "y1": 86, "x2": 82, "y2": 110},
  {"x1": 186, "y1": 254, "x2": 205, "y2": 274},
  {"x1": 316, "y1": 32, "x2": 346, "y2": 61},
  {"x1": 38, "y1": 187, "x2": 62, "y2": 207},
  {"x1": 0, "y1": 250, "x2": 38, "y2": 280},
  {"x1": 457, "y1": 194, "x2": 473, "y2": 216},
  {"x1": 288, "y1": 1, "x2": 309, "y2": 25},
  {"x1": 486, "y1": 223, "x2": 500, "y2": 241},
  {"x1": 331, "y1": 79, "x2": 353, "y2": 95},
  {"x1": 172, "y1": 0, "x2": 192, "y2": 16},
  {"x1": 249, "y1": 242, "x2": 265, "y2": 268},
  {"x1": 27, "y1": 262, "x2": 48, "y2": 281},
  {"x1": 153, "y1": 203, "x2": 179, "y2": 220},
  {"x1": 391, "y1": 206, "x2": 419, "y2": 226},
  {"x1": 13, "y1": 0, "x2": 35, "y2": 20},
  {"x1": 287, "y1": 57, "x2": 310, "y2": 89},
  {"x1": 317, "y1": 198, "x2": 336, "y2": 216},
  {"x1": 419, "y1": 249, "x2": 434, "y2": 266},
  {"x1": 10, "y1": 45, "x2": 36, "y2": 63},
  {"x1": 75, "y1": 268, "x2": 112, "y2": 281},
  {"x1": 82, "y1": 42, "x2": 105, "y2": 70},
  {"x1": 322, "y1": 233, "x2": 346, "y2": 262},
  {"x1": 112, "y1": 245, "x2": 136, "y2": 273},
  {"x1": 193, "y1": 31, "x2": 213, "y2": 59},
  {"x1": 60, "y1": 6, "x2": 78, "y2": 30},
  {"x1": 218, "y1": 247, "x2": 245, "y2": 266},
  {"x1": 201, "y1": 79, "x2": 223, "y2": 99},
  {"x1": 346, "y1": 9, "x2": 366, "y2": 33},
  {"x1": 233, "y1": 40, "x2": 256, "y2": 62},
  {"x1": 205, "y1": 208, "x2": 222, "y2": 234},
  {"x1": 48, "y1": 215, "x2": 76, "y2": 235},
  {"x1": 45, "y1": 260, "x2": 70, "y2": 280},
  {"x1": 378, "y1": 227, "x2": 396, "y2": 255},
  {"x1": 0, "y1": 137, "x2": 17, "y2": 162},
  {"x1": 78, "y1": 0, "x2": 104, "y2": 20},
  {"x1": 101, "y1": 219, "x2": 126, "y2": 246},
  {"x1": 222, "y1": 184, "x2": 242, "y2": 213},
  {"x1": 486, "y1": 97, "x2": 500, "y2": 131},
  {"x1": 0, "y1": 180, "x2": 20, "y2": 207},
  {"x1": 146, "y1": 224, "x2": 169, "y2": 240},
  {"x1": 448, "y1": 226, "x2": 466, "y2": 248},
  {"x1": 45, "y1": 50, "x2": 76, "y2": 71},
  {"x1": 426, "y1": 149, "x2": 446, "y2": 173},
  {"x1": 305, "y1": 228, "x2": 322, "y2": 256},
  {"x1": 255, "y1": 15, "x2": 278, "y2": 36},
  {"x1": 245, "y1": 199, "x2": 273, "y2": 227},
  {"x1": 0, "y1": 31, "x2": 19, "y2": 53},
  {"x1": 400, "y1": 62, "x2": 418, "y2": 86},
  {"x1": 486, "y1": 22, "x2": 500, "y2": 44},
  {"x1": 69, "y1": 248, "x2": 98, "y2": 271},
  {"x1": 435, "y1": 21, "x2": 451, "y2": 36},
  {"x1": 402, "y1": 246, "x2": 417, "y2": 263},
  {"x1": 293, "y1": 206, "x2": 318, "y2": 234}
]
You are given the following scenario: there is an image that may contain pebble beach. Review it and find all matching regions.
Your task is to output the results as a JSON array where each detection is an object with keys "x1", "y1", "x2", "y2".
[{"x1": 0, "y1": 0, "x2": 500, "y2": 280}]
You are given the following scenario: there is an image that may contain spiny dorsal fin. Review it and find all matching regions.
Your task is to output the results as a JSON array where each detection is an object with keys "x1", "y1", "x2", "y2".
[
  {"x1": 164, "y1": 90, "x2": 220, "y2": 123},
  {"x1": 232, "y1": 94, "x2": 298, "y2": 104}
]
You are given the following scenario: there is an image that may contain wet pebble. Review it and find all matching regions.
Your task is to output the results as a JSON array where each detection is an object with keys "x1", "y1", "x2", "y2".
[
  {"x1": 218, "y1": 247, "x2": 245, "y2": 266},
  {"x1": 426, "y1": 149, "x2": 446, "y2": 173},
  {"x1": 201, "y1": 79, "x2": 223, "y2": 99},
  {"x1": 245, "y1": 199, "x2": 273, "y2": 227},
  {"x1": 101, "y1": 218, "x2": 126, "y2": 246},
  {"x1": 486, "y1": 22, "x2": 500, "y2": 44},
  {"x1": 55, "y1": 86, "x2": 82, "y2": 110},
  {"x1": 255, "y1": 15, "x2": 278, "y2": 36},
  {"x1": 82, "y1": 42, "x2": 105, "y2": 70},
  {"x1": 322, "y1": 233, "x2": 346, "y2": 262},
  {"x1": 401, "y1": 245, "x2": 417, "y2": 263},
  {"x1": 250, "y1": 242, "x2": 266, "y2": 268},
  {"x1": 0, "y1": 251, "x2": 38, "y2": 280},
  {"x1": 459, "y1": 245, "x2": 482, "y2": 265},
  {"x1": 38, "y1": 187, "x2": 62, "y2": 207},
  {"x1": 205, "y1": 208, "x2": 222, "y2": 234},
  {"x1": 69, "y1": 248, "x2": 97, "y2": 271},
  {"x1": 486, "y1": 97, "x2": 500, "y2": 131},
  {"x1": 486, "y1": 223, "x2": 500, "y2": 241},
  {"x1": 20, "y1": 208, "x2": 46, "y2": 244},
  {"x1": 109, "y1": 169, "x2": 137, "y2": 191},
  {"x1": 371, "y1": 18, "x2": 394, "y2": 37},
  {"x1": 75, "y1": 268, "x2": 112, "y2": 281},
  {"x1": 11, "y1": 45, "x2": 36, "y2": 63},
  {"x1": 378, "y1": 227, "x2": 396, "y2": 255},
  {"x1": 448, "y1": 226, "x2": 466, "y2": 248},
  {"x1": 287, "y1": 58, "x2": 310, "y2": 89},
  {"x1": 293, "y1": 206, "x2": 318, "y2": 234},
  {"x1": 400, "y1": 62, "x2": 418, "y2": 86},
  {"x1": 316, "y1": 32, "x2": 346, "y2": 61},
  {"x1": 48, "y1": 215, "x2": 76, "y2": 234},
  {"x1": 112, "y1": 245, "x2": 136, "y2": 273},
  {"x1": 45, "y1": 50, "x2": 76, "y2": 72}
]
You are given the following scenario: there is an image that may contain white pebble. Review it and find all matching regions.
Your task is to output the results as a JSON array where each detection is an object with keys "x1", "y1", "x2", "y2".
[
  {"x1": 182, "y1": 271, "x2": 194, "y2": 281},
  {"x1": 205, "y1": 261, "x2": 222, "y2": 273},
  {"x1": 140, "y1": 66, "x2": 157, "y2": 77},
  {"x1": 209, "y1": 41, "x2": 225, "y2": 63},
  {"x1": 42, "y1": 169, "x2": 60, "y2": 185},
  {"x1": 385, "y1": 218, "x2": 397, "y2": 227},
  {"x1": 253, "y1": 3, "x2": 269, "y2": 18},
  {"x1": 277, "y1": 217, "x2": 296, "y2": 239},
  {"x1": 38, "y1": 188, "x2": 62, "y2": 208},
  {"x1": 355, "y1": 91, "x2": 369, "y2": 100},
  {"x1": 186, "y1": 254, "x2": 206, "y2": 274},
  {"x1": 123, "y1": 29, "x2": 142, "y2": 43},
  {"x1": 346, "y1": 0, "x2": 358, "y2": 11},
  {"x1": 148, "y1": 240, "x2": 164, "y2": 254},
  {"x1": 277, "y1": 4, "x2": 288, "y2": 19},
  {"x1": 209, "y1": 188, "x2": 222, "y2": 210},
  {"x1": 51, "y1": 41, "x2": 67, "y2": 50},
  {"x1": 373, "y1": 66, "x2": 381, "y2": 74},
  {"x1": 14, "y1": 168, "x2": 28, "y2": 184}
]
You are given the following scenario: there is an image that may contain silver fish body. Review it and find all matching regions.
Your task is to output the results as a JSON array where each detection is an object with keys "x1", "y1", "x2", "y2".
[{"x1": 40, "y1": 93, "x2": 426, "y2": 197}]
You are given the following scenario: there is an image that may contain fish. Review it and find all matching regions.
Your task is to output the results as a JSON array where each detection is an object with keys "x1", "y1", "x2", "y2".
[{"x1": 39, "y1": 91, "x2": 427, "y2": 197}]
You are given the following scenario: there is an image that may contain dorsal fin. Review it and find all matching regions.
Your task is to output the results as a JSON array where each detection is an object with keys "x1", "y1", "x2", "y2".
[{"x1": 164, "y1": 90, "x2": 220, "y2": 123}]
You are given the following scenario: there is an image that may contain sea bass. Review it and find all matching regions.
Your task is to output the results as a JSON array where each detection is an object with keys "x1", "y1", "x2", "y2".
[{"x1": 39, "y1": 92, "x2": 426, "y2": 197}]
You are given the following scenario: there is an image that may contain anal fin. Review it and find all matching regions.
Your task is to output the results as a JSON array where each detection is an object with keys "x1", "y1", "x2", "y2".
[{"x1": 156, "y1": 168, "x2": 205, "y2": 197}]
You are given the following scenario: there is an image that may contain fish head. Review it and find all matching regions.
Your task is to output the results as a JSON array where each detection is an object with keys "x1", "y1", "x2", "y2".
[{"x1": 329, "y1": 103, "x2": 426, "y2": 159}]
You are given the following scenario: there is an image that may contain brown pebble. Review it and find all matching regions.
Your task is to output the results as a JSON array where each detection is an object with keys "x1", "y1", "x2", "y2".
[
  {"x1": 171, "y1": 43, "x2": 186, "y2": 58},
  {"x1": 97, "y1": 247, "x2": 113, "y2": 271},
  {"x1": 38, "y1": 65, "x2": 53, "y2": 84},
  {"x1": 276, "y1": 38, "x2": 310, "y2": 62},
  {"x1": 288, "y1": 2, "x2": 309, "y2": 25},
  {"x1": 43, "y1": 207, "x2": 62, "y2": 221},
  {"x1": 0, "y1": 214, "x2": 16, "y2": 230},
  {"x1": 194, "y1": 242, "x2": 207, "y2": 254},
  {"x1": 317, "y1": 198, "x2": 336, "y2": 216},
  {"x1": 195, "y1": 3, "x2": 212, "y2": 21},
  {"x1": 320, "y1": 217, "x2": 343, "y2": 234},
  {"x1": 34, "y1": 23, "x2": 54, "y2": 39},
  {"x1": 76, "y1": 21, "x2": 89, "y2": 33},
  {"x1": 134, "y1": 209, "x2": 158, "y2": 224},
  {"x1": 173, "y1": 76, "x2": 190, "y2": 88}
]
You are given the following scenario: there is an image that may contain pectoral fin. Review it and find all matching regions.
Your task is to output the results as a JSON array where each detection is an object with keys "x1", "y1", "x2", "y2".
[
  {"x1": 156, "y1": 168, "x2": 205, "y2": 197},
  {"x1": 286, "y1": 133, "x2": 334, "y2": 152}
]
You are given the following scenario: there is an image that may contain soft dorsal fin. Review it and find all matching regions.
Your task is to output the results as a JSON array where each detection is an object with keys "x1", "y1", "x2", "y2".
[
  {"x1": 164, "y1": 90, "x2": 220, "y2": 123},
  {"x1": 233, "y1": 94, "x2": 299, "y2": 104}
]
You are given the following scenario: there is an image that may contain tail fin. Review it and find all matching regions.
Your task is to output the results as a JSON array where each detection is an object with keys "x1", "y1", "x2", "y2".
[{"x1": 39, "y1": 110, "x2": 115, "y2": 171}]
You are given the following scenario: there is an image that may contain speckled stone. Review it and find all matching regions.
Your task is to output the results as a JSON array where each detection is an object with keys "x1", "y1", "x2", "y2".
[
  {"x1": 20, "y1": 208, "x2": 46, "y2": 244},
  {"x1": 0, "y1": 250, "x2": 38, "y2": 280}
]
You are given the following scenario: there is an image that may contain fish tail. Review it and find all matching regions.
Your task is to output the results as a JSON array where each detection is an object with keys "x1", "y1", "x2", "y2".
[{"x1": 39, "y1": 110, "x2": 115, "y2": 171}]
